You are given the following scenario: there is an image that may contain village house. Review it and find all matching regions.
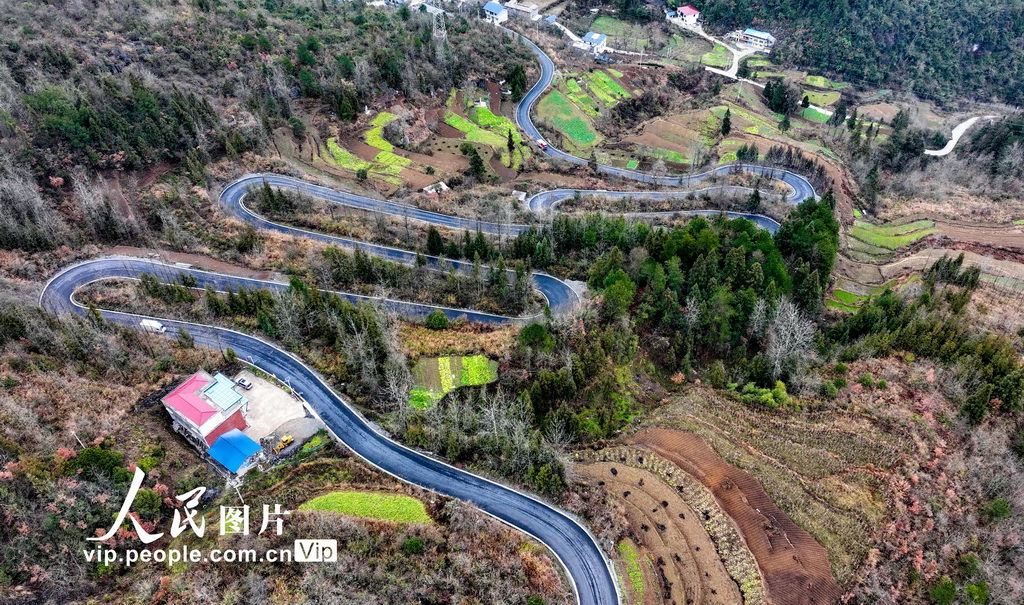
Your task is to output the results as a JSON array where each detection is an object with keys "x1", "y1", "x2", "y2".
[
  {"x1": 504, "y1": 0, "x2": 540, "y2": 20},
  {"x1": 741, "y1": 27, "x2": 776, "y2": 49},
  {"x1": 482, "y1": 1, "x2": 508, "y2": 24},
  {"x1": 161, "y1": 370, "x2": 263, "y2": 474},
  {"x1": 678, "y1": 5, "x2": 701, "y2": 26},
  {"x1": 581, "y1": 31, "x2": 608, "y2": 54}
]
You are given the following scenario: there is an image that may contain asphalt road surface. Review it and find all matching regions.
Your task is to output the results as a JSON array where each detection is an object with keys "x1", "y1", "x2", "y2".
[
  {"x1": 39, "y1": 257, "x2": 620, "y2": 605},
  {"x1": 37, "y1": 28, "x2": 828, "y2": 605}
]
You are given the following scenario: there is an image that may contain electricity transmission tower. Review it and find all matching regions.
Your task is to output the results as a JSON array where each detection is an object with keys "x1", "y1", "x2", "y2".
[{"x1": 433, "y1": 11, "x2": 448, "y2": 65}]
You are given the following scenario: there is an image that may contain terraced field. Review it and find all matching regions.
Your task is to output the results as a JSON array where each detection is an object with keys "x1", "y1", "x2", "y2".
[
  {"x1": 850, "y1": 219, "x2": 938, "y2": 251},
  {"x1": 800, "y1": 107, "x2": 831, "y2": 123},
  {"x1": 409, "y1": 354, "x2": 499, "y2": 408},
  {"x1": 536, "y1": 89, "x2": 602, "y2": 150},
  {"x1": 640, "y1": 391, "x2": 910, "y2": 586},
  {"x1": 701, "y1": 44, "x2": 732, "y2": 68}
]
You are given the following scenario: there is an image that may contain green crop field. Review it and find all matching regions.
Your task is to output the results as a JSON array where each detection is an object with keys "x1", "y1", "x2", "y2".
[
  {"x1": 585, "y1": 70, "x2": 630, "y2": 104},
  {"x1": 618, "y1": 541, "x2": 646, "y2": 604},
  {"x1": 832, "y1": 290, "x2": 868, "y2": 305},
  {"x1": 444, "y1": 111, "x2": 507, "y2": 147},
  {"x1": 800, "y1": 107, "x2": 831, "y2": 123},
  {"x1": 408, "y1": 354, "x2": 499, "y2": 408},
  {"x1": 802, "y1": 89, "x2": 840, "y2": 106},
  {"x1": 753, "y1": 71, "x2": 787, "y2": 79},
  {"x1": 746, "y1": 58, "x2": 772, "y2": 67},
  {"x1": 323, "y1": 138, "x2": 403, "y2": 185},
  {"x1": 825, "y1": 298, "x2": 860, "y2": 312},
  {"x1": 537, "y1": 90, "x2": 600, "y2": 147},
  {"x1": 300, "y1": 491, "x2": 433, "y2": 524},
  {"x1": 805, "y1": 75, "x2": 846, "y2": 89},
  {"x1": 626, "y1": 159, "x2": 639, "y2": 169},
  {"x1": 851, "y1": 220, "x2": 937, "y2": 250},
  {"x1": 701, "y1": 44, "x2": 732, "y2": 68}
]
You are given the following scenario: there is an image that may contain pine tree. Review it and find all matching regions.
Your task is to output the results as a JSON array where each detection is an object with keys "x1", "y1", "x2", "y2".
[
  {"x1": 426, "y1": 226, "x2": 444, "y2": 256},
  {"x1": 721, "y1": 108, "x2": 732, "y2": 136}
]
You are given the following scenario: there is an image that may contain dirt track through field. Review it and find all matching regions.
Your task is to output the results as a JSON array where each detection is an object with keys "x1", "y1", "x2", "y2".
[
  {"x1": 627, "y1": 428, "x2": 841, "y2": 605},
  {"x1": 580, "y1": 462, "x2": 742, "y2": 605}
]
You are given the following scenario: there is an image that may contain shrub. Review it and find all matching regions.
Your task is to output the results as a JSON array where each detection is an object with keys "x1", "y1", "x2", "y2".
[
  {"x1": 425, "y1": 309, "x2": 449, "y2": 330},
  {"x1": 706, "y1": 360, "x2": 726, "y2": 388},
  {"x1": 401, "y1": 537, "x2": 425, "y2": 554},
  {"x1": 527, "y1": 598, "x2": 545, "y2": 605},
  {"x1": 834, "y1": 377, "x2": 847, "y2": 389},
  {"x1": 834, "y1": 362, "x2": 848, "y2": 374},
  {"x1": 964, "y1": 581, "x2": 988, "y2": 605},
  {"x1": 982, "y1": 498, "x2": 1011, "y2": 521},
  {"x1": 877, "y1": 379, "x2": 887, "y2": 389},
  {"x1": 928, "y1": 577, "x2": 956, "y2": 605},
  {"x1": 519, "y1": 323, "x2": 554, "y2": 351},
  {"x1": 824, "y1": 381, "x2": 838, "y2": 398},
  {"x1": 858, "y1": 373, "x2": 875, "y2": 388},
  {"x1": 134, "y1": 488, "x2": 163, "y2": 519},
  {"x1": 69, "y1": 446, "x2": 126, "y2": 482}
]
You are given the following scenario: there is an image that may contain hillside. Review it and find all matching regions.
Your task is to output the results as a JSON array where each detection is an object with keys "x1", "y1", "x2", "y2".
[{"x1": 700, "y1": 0, "x2": 1024, "y2": 105}]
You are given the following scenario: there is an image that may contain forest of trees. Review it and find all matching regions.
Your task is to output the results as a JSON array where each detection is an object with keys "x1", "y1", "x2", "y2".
[{"x1": 700, "y1": 0, "x2": 1024, "y2": 104}]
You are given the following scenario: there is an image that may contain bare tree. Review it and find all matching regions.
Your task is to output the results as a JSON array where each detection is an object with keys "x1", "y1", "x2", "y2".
[{"x1": 765, "y1": 297, "x2": 815, "y2": 379}]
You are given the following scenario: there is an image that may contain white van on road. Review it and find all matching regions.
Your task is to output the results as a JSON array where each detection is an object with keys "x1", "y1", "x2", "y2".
[{"x1": 139, "y1": 319, "x2": 167, "y2": 333}]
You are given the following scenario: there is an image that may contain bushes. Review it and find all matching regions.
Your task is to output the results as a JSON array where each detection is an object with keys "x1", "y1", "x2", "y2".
[{"x1": 425, "y1": 310, "x2": 449, "y2": 330}]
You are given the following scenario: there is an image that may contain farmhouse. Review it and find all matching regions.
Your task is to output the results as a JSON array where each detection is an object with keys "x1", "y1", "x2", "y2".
[
  {"x1": 162, "y1": 370, "x2": 251, "y2": 447},
  {"x1": 741, "y1": 27, "x2": 776, "y2": 49},
  {"x1": 481, "y1": 1, "x2": 508, "y2": 24},
  {"x1": 678, "y1": 5, "x2": 701, "y2": 26},
  {"x1": 504, "y1": 0, "x2": 539, "y2": 20},
  {"x1": 580, "y1": 31, "x2": 608, "y2": 54}
]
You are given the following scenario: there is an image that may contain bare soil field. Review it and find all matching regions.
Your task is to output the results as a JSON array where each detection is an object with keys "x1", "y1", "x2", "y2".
[
  {"x1": 626, "y1": 428, "x2": 842, "y2": 605},
  {"x1": 579, "y1": 461, "x2": 742, "y2": 605}
]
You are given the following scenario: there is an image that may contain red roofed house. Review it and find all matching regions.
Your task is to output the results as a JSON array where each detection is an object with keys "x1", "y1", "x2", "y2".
[
  {"x1": 162, "y1": 370, "x2": 250, "y2": 447},
  {"x1": 678, "y1": 5, "x2": 701, "y2": 26}
]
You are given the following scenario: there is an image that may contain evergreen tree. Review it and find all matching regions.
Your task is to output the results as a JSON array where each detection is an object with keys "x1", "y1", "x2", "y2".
[
  {"x1": 426, "y1": 226, "x2": 444, "y2": 256},
  {"x1": 721, "y1": 108, "x2": 732, "y2": 136}
]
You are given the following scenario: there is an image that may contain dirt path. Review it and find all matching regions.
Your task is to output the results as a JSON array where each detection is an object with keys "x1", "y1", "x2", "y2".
[
  {"x1": 103, "y1": 246, "x2": 278, "y2": 280},
  {"x1": 626, "y1": 427, "x2": 842, "y2": 605},
  {"x1": 580, "y1": 462, "x2": 742, "y2": 605}
]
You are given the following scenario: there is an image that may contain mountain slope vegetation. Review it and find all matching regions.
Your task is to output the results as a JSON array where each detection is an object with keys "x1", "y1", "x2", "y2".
[{"x1": 701, "y1": 0, "x2": 1024, "y2": 104}]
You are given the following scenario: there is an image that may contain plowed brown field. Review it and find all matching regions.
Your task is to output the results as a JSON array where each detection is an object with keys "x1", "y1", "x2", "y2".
[
  {"x1": 627, "y1": 428, "x2": 842, "y2": 605},
  {"x1": 579, "y1": 462, "x2": 742, "y2": 605}
]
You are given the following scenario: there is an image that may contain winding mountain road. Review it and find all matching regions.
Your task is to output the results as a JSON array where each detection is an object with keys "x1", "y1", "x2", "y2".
[
  {"x1": 39, "y1": 257, "x2": 619, "y2": 605},
  {"x1": 40, "y1": 28, "x2": 826, "y2": 605}
]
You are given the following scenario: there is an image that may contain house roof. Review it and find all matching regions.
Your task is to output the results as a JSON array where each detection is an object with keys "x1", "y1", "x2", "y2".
[
  {"x1": 163, "y1": 372, "x2": 217, "y2": 427},
  {"x1": 207, "y1": 429, "x2": 262, "y2": 473},
  {"x1": 203, "y1": 408, "x2": 248, "y2": 446},
  {"x1": 582, "y1": 32, "x2": 607, "y2": 44},
  {"x1": 483, "y1": 1, "x2": 505, "y2": 13},
  {"x1": 545, "y1": 14, "x2": 556, "y2": 22},
  {"x1": 204, "y1": 373, "x2": 247, "y2": 411},
  {"x1": 743, "y1": 28, "x2": 774, "y2": 39},
  {"x1": 680, "y1": 5, "x2": 700, "y2": 15}
]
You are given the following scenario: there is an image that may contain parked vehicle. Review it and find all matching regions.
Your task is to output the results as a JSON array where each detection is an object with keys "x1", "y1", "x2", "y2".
[
  {"x1": 139, "y1": 319, "x2": 167, "y2": 333},
  {"x1": 236, "y1": 377, "x2": 253, "y2": 390},
  {"x1": 535, "y1": 138, "x2": 549, "y2": 150}
]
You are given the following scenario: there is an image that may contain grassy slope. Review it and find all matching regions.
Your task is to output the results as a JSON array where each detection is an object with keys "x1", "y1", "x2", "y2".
[{"x1": 300, "y1": 491, "x2": 433, "y2": 523}]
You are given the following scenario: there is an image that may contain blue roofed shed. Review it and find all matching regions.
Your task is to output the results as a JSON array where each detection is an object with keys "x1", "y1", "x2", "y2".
[
  {"x1": 545, "y1": 14, "x2": 556, "y2": 23},
  {"x1": 208, "y1": 428, "x2": 262, "y2": 473},
  {"x1": 582, "y1": 31, "x2": 607, "y2": 45}
]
